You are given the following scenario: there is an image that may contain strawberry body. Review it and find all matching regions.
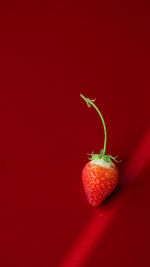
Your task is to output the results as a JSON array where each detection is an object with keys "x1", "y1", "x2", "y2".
[{"x1": 82, "y1": 158, "x2": 119, "y2": 207}]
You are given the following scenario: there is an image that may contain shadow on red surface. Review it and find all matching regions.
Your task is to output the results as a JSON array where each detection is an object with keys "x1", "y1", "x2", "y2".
[{"x1": 60, "y1": 128, "x2": 150, "y2": 267}]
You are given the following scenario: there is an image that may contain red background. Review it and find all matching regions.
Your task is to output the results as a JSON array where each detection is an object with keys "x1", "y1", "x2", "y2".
[{"x1": 0, "y1": 1, "x2": 150, "y2": 266}]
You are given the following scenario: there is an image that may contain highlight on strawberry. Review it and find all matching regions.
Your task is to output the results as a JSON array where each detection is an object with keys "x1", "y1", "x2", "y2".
[{"x1": 80, "y1": 94, "x2": 121, "y2": 207}]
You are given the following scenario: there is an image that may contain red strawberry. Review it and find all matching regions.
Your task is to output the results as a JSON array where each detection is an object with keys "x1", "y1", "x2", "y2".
[
  {"x1": 82, "y1": 157, "x2": 119, "y2": 207},
  {"x1": 80, "y1": 94, "x2": 120, "y2": 207}
]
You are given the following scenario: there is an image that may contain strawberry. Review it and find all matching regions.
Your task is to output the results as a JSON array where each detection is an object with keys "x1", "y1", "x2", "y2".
[
  {"x1": 80, "y1": 94, "x2": 120, "y2": 207},
  {"x1": 82, "y1": 156, "x2": 119, "y2": 207}
]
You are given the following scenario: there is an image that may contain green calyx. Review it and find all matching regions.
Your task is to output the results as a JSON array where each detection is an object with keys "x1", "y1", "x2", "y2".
[
  {"x1": 87, "y1": 149, "x2": 121, "y2": 163},
  {"x1": 80, "y1": 94, "x2": 121, "y2": 164}
]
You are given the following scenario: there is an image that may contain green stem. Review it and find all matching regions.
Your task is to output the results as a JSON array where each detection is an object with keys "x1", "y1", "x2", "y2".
[{"x1": 80, "y1": 94, "x2": 107, "y2": 155}]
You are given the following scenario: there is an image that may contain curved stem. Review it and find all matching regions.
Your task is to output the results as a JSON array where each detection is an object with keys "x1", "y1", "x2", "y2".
[{"x1": 80, "y1": 94, "x2": 107, "y2": 155}]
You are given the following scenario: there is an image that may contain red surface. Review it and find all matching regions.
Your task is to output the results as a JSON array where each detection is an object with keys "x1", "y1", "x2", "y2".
[
  {"x1": 0, "y1": 1, "x2": 150, "y2": 267},
  {"x1": 60, "y1": 129, "x2": 150, "y2": 267}
]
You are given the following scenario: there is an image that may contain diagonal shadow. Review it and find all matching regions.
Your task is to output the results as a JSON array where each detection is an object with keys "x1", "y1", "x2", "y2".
[{"x1": 59, "y1": 128, "x2": 150, "y2": 267}]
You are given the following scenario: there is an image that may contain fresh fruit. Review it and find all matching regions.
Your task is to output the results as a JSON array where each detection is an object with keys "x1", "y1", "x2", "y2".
[{"x1": 80, "y1": 94, "x2": 120, "y2": 207}]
